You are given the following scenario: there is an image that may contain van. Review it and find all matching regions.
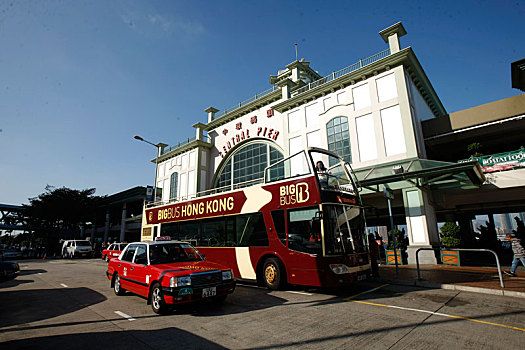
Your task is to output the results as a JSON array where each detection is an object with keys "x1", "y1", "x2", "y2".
[{"x1": 61, "y1": 240, "x2": 93, "y2": 258}]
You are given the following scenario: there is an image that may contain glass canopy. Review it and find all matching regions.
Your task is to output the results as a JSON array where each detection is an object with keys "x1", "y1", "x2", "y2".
[{"x1": 352, "y1": 158, "x2": 485, "y2": 190}]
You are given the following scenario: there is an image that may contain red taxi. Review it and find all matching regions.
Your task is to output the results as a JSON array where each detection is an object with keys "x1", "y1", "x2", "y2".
[
  {"x1": 102, "y1": 243, "x2": 128, "y2": 262},
  {"x1": 106, "y1": 239, "x2": 236, "y2": 314}
]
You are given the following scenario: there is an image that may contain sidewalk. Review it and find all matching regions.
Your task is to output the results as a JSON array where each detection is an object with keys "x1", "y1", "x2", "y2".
[{"x1": 376, "y1": 264, "x2": 525, "y2": 298}]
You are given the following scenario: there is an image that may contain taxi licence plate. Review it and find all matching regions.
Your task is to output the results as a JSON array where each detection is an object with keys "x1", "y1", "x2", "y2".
[
  {"x1": 202, "y1": 287, "x2": 216, "y2": 298},
  {"x1": 357, "y1": 274, "x2": 367, "y2": 281}
]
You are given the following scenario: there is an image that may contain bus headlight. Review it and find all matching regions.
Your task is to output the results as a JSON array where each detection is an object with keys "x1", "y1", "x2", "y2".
[
  {"x1": 222, "y1": 270, "x2": 233, "y2": 280},
  {"x1": 170, "y1": 276, "x2": 191, "y2": 287},
  {"x1": 330, "y1": 264, "x2": 350, "y2": 274}
]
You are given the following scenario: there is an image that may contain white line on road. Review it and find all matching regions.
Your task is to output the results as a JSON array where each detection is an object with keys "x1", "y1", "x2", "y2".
[
  {"x1": 114, "y1": 311, "x2": 136, "y2": 321},
  {"x1": 60, "y1": 283, "x2": 68, "y2": 288},
  {"x1": 285, "y1": 290, "x2": 313, "y2": 296}
]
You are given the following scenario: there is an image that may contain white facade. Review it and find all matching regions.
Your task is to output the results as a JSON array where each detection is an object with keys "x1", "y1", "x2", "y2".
[{"x1": 151, "y1": 22, "x2": 449, "y2": 264}]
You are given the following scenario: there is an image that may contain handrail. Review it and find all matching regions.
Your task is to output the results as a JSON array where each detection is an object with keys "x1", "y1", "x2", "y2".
[
  {"x1": 415, "y1": 247, "x2": 504, "y2": 288},
  {"x1": 292, "y1": 48, "x2": 391, "y2": 96},
  {"x1": 161, "y1": 136, "x2": 211, "y2": 155},
  {"x1": 213, "y1": 86, "x2": 280, "y2": 120}
]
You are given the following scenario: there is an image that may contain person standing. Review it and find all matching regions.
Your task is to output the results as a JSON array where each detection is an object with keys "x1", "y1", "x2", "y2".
[{"x1": 505, "y1": 217, "x2": 525, "y2": 277}]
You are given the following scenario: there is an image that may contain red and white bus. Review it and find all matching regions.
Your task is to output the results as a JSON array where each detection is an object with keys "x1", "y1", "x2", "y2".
[{"x1": 141, "y1": 148, "x2": 370, "y2": 289}]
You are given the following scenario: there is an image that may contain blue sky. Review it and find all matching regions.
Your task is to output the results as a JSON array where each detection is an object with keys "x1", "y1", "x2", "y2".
[{"x1": 1, "y1": 0, "x2": 524, "y2": 205}]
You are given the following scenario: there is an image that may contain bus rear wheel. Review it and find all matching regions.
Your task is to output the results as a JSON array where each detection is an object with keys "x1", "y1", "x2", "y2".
[{"x1": 263, "y1": 257, "x2": 286, "y2": 290}]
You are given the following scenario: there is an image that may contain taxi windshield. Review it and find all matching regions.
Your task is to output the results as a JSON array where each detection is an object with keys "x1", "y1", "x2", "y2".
[{"x1": 149, "y1": 243, "x2": 203, "y2": 265}]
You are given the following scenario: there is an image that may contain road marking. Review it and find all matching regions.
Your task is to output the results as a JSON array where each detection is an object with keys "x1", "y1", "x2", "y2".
[
  {"x1": 285, "y1": 291, "x2": 313, "y2": 296},
  {"x1": 114, "y1": 311, "x2": 136, "y2": 321},
  {"x1": 350, "y1": 300, "x2": 525, "y2": 332},
  {"x1": 37, "y1": 273, "x2": 42, "y2": 275},
  {"x1": 60, "y1": 283, "x2": 68, "y2": 288},
  {"x1": 344, "y1": 284, "x2": 389, "y2": 301}
]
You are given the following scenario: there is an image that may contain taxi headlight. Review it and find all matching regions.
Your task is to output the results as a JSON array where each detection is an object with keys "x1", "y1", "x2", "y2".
[
  {"x1": 170, "y1": 276, "x2": 191, "y2": 287},
  {"x1": 222, "y1": 270, "x2": 233, "y2": 280},
  {"x1": 330, "y1": 264, "x2": 350, "y2": 274}
]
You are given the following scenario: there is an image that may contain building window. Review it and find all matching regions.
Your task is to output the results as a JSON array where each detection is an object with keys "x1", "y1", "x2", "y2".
[
  {"x1": 169, "y1": 172, "x2": 178, "y2": 200},
  {"x1": 326, "y1": 116, "x2": 351, "y2": 163},
  {"x1": 214, "y1": 142, "x2": 284, "y2": 191}
]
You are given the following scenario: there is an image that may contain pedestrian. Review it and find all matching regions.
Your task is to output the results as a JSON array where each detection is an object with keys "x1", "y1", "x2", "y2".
[
  {"x1": 504, "y1": 217, "x2": 525, "y2": 277},
  {"x1": 368, "y1": 233, "x2": 379, "y2": 277},
  {"x1": 316, "y1": 161, "x2": 328, "y2": 189}
]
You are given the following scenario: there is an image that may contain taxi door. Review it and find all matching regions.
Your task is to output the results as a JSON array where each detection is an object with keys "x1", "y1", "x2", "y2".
[
  {"x1": 127, "y1": 244, "x2": 150, "y2": 298},
  {"x1": 117, "y1": 244, "x2": 138, "y2": 293}
]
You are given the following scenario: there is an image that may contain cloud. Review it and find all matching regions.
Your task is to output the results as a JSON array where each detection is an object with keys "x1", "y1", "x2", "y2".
[{"x1": 121, "y1": 12, "x2": 204, "y2": 36}]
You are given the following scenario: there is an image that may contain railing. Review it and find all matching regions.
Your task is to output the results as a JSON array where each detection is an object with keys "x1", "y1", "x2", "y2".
[
  {"x1": 415, "y1": 247, "x2": 504, "y2": 288},
  {"x1": 213, "y1": 86, "x2": 280, "y2": 120},
  {"x1": 161, "y1": 136, "x2": 210, "y2": 155},
  {"x1": 292, "y1": 48, "x2": 391, "y2": 96},
  {"x1": 145, "y1": 177, "x2": 264, "y2": 208}
]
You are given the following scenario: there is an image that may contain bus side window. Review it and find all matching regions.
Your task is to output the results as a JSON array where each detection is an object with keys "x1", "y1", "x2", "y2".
[
  {"x1": 202, "y1": 218, "x2": 226, "y2": 247},
  {"x1": 236, "y1": 213, "x2": 269, "y2": 247},
  {"x1": 179, "y1": 222, "x2": 201, "y2": 247},
  {"x1": 270, "y1": 210, "x2": 287, "y2": 247}
]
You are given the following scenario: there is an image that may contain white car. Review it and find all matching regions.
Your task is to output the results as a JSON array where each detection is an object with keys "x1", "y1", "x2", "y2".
[{"x1": 61, "y1": 240, "x2": 93, "y2": 258}]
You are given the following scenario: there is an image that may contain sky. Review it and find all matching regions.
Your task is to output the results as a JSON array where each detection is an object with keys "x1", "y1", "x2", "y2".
[{"x1": 1, "y1": 0, "x2": 524, "y2": 206}]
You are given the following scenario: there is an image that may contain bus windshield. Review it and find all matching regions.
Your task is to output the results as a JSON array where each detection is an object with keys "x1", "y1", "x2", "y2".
[
  {"x1": 323, "y1": 204, "x2": 367, "y2": 255},
  {"x1": 310, "y1": 150, "x2": 356, "y2": 194}
]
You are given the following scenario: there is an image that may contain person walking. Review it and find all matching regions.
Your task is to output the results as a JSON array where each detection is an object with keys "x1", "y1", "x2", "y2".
[{"x1": 504, "y1": 217, "x2": 525, "y2": 277}]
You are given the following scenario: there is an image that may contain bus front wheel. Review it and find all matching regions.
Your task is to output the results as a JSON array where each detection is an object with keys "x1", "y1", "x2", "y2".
[{"x1": 263, "y1": 257, "x2": 286, "y2": 290}]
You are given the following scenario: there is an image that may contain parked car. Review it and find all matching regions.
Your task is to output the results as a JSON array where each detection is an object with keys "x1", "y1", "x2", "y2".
[
  {"x1": 0, "y1": 260, "x2": 20, "y2": 282},
  {"x1": 61, "y1": 240, "x2": 93, "y2": 258},
  {"x1": 106, "y1": 239, "x2": 235, "y2": 314},
  {"x1": 3, "y1": 248, "x2": 23, "y2": 260},
  {"x1": 102, "y1": 243, "x2": 128, "y2": 262}
]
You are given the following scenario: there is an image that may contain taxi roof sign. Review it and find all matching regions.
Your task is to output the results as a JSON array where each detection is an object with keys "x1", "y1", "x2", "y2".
[{"x1": 155, "y1": 236, "x2": 171, "y2": 241}]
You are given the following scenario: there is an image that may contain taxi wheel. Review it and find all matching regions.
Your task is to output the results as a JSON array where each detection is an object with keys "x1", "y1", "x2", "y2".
[
  {"x1": 113, "y1": 273, "x2": 125, "y2": 296},
  {"x1": 263, "y1": 257, "x2": 286, "y2": 290},
  {"x1": 150, "y1": 283, "x2": 168, "y2": 315}
]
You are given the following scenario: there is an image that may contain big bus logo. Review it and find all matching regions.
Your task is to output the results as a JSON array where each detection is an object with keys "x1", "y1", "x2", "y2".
[{"x1": 279, "y1": 182, "x2": 309, "y2": 206}]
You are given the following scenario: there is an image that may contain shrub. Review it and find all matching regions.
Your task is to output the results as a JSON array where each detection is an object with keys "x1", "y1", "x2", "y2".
[
  {"x1": 440, "y1": 222, "x2": 461, "y2": 248},
  {"x1": 387, "y1": 228, "x2": 407, "y2": 250}
]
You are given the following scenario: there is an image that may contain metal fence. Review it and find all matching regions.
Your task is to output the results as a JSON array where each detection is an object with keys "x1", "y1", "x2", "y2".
[{"x1": 415, "y1": 247, "x2": 505, "y2": 288}]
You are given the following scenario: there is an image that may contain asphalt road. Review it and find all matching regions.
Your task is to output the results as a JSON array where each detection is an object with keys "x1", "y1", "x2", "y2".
[{"x1": 0, "y1": 258, "x2": 524, "y2": 349}]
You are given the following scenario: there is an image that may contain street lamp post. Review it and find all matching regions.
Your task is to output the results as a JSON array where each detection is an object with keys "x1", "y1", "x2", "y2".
[{"x1": 134, "y1": 135, "x2": 165, "y2": 203}]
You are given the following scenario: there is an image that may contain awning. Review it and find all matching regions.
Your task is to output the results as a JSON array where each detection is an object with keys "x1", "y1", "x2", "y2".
[{"x1": 353, "y1": 158, "x2": 485, "y2": 191}]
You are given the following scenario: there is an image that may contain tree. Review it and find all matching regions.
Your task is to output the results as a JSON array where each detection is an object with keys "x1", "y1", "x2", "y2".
[
  {"x1": 467, "y1": 142, "x2": 483, "y2": 158},
  {"x1": 24, "y1": 186, "x2": 104, "y2": 254}
]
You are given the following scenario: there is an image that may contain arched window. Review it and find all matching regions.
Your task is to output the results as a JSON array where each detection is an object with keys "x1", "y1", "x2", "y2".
[
  {"x1": 169, "y1": 172, "x2": 178, "y2": 200},
  {"x1": 326, "y1": 116, "x2": 351, "y2": 163},
  {"x1": 214, "y1": 142, "x2": 284, "y2": 190}
]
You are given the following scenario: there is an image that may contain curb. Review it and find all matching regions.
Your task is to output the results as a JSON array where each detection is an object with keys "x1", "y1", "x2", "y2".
[{"x1": 378, "y1": 278, "x2": 525, "y2": 299}]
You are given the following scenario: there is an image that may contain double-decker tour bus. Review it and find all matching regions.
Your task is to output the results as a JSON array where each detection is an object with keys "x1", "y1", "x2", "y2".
[{"x1": 141, "y1": 148, "x2": 370, "y2": 289}]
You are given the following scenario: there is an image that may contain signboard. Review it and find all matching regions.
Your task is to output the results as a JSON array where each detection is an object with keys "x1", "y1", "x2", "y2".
[
  {"x1": 146, "y1": 186, "x2": 154, "y2": 202},
  {"x1": 459, "y1": 148, "x2": 525, "y2": 173}
]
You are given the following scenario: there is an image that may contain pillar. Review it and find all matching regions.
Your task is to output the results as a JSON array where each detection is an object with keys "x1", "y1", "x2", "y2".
[
  {"x1": 90, "y1": 222, "x2": 96, "y2": 244},
  {"x1": 403, "y1": 188, "x2": 439, "y2": 264},
  {"x1": 104, "y1": 209, "x2": 110, "y2": 243},
  {"x1": 379, "y1": 22, "x2": 407, "y2": 55},
  {"x1": 205, "y1": 107, "x2": 219, "y2": 123},
  {"x1": 119, "y1": 202, "x2": 127, "y2": 242}
]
